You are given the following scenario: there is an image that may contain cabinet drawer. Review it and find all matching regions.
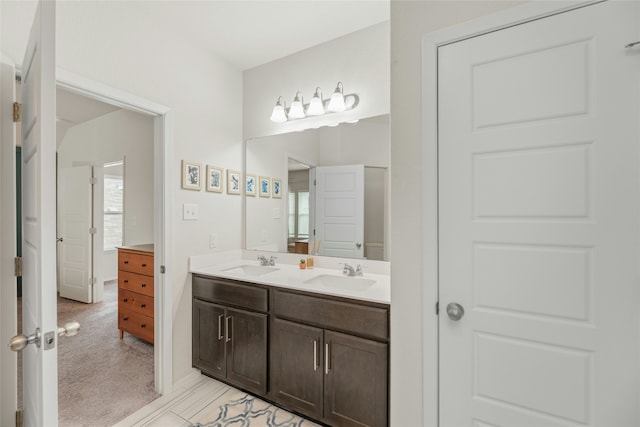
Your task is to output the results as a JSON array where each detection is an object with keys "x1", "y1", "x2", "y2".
[
  {"x1": 119, "y1": 308, "x2": 154, "y2": 344},
  {"x1": 119, "y1": 289, "x2": 154, "y2": 318},
  {"x1": 273, "y1": 290, "x2": 389, "y2": 341},
  {"x1": 193, "y1": 275, "x2": 268, "y2": 313},
  {"x1": 119, "y1": 250, "x2": 154, "y2": 276},
  {"x1": 119, "y1": 270, "x2": 154, "y2": 297}
]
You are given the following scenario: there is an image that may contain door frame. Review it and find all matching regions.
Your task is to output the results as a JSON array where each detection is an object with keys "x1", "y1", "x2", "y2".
[
  {"x1": 420, "y1": 1, "x2": 600, "y2": 425},
  {"x1": 56, "y1": 68, "x2": 174, "y2": 395}
]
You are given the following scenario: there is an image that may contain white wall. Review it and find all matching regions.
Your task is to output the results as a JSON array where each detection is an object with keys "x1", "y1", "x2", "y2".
[
  {"x1": 389, "y1": 1, "x2": 522, "y2": 425},
  {"x1": 243, "y1": 22, "x2": 390, "y2": 139}
]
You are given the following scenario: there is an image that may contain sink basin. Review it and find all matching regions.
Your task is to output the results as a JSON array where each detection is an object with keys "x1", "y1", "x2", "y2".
[
  {"x1": 304, "y1": 274, "x2": 376, "y2": 291},
  {"x1": 222, "y1": 265, "x2": 279, "y2": 276}
]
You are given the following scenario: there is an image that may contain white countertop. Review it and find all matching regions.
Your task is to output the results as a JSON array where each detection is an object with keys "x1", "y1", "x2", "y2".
[{"x1": 189, "y1": 250, "x2": 390, "y2": 305}]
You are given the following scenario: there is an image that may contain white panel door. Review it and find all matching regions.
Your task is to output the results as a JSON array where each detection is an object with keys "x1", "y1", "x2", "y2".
[
  {"x1": 439, "y1": 2, "x2": 640, "y2": 426},
  {"x1": 20, "y1": 1, "x2": 58, "y2": 426},
  {"x1": 59, "y1": 166, "x2": 92, "y2": 303},
  {"x1": 0, "y1": 59, "x2": 18, "y2": 427},
  {"x1": 314, "y1": 165, "x2": 364, "y2": 258}
]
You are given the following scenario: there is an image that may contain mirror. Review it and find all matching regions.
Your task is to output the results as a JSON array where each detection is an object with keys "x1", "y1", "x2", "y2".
[{"x1": 245, "y1": 114, "x2": 389, "y2": 261}]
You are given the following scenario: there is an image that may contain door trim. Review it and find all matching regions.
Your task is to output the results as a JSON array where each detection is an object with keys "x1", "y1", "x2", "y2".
[
  {"x1": 420, "y1": 1, "x2": 600, "y2": 425},
  {"x1": 56, "y1": 68, "x2": 174, "y2": 395}
]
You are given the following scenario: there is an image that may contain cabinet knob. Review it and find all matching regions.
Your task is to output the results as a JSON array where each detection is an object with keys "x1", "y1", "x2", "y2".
[
  {"x1": 123, "y1": 317, "x2": 129, "y2": 321},
  {"x1": 141, "y1": 263, "x2": 147, "y2": 267},
  {"x1": 123, "y1": 298, "x2": 128, "y2": 302},
  {"x1": 141, "y1": 304, "x2": 146, "y2": 308},
  {"x1": 141, "y1": 284, "x2": 147, "y2": 288},
  {"x1": 140, "y1": 324, "x2": 146, "y2": 328},
  {"x1": 124, "y1": 261, "x2": 129, "y2": 264},
  {"x1": 124, "y1": 280, "x2": 129, "y2": 284}
]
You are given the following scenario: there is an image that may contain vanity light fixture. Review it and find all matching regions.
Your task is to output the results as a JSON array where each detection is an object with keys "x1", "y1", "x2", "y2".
[
  {"x1": 288, "y1": 91, "x2": 306, "y2": 119},
  {"x1": 269, "y1": 82, "x2": 359, "y2": 123},
  {"x1": 327, "y1": 81, "x2": 346, "y2": 112},
  {"x1": 269, "y1": 96, "x2": 287, "y2": 123},
  {"x1": 307, "y1": 87, "x2": 325, "y2": 116}
]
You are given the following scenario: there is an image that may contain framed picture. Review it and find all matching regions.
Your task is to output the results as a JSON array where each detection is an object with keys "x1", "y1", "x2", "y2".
[
  {"x1": 181, "y1": 160, "x2": 202, "y2": 190},
  {"x1": 272, "y1": 178, "x2": 282, "y2": 199},
  {"x1": 227, "y1": 169, "x2": 242, "y2": 195},
  {"x1": 246, "y1": 174, "x2": 256, "y2": 196},
  {"x1": 259, "y1": 176, "x2": 271, "y2": 198},
  {"x1": 206, "y1": 165, "x2": 223, "y2": 193}
]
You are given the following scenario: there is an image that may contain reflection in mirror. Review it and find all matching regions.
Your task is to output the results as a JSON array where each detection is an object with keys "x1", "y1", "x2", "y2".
[{"x1": 245, "y1": 114, "x2": 389, "y2": 261}]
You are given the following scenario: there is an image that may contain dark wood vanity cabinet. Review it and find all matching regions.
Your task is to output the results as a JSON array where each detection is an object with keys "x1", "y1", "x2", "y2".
[
  {"x1": 192, "y1": 274, "x2": 389, "y2": 427},
  {"x1": 192, "y1": 275, "x2": 268, "y2": 396},
  {"x1": 271, "y1": 289, "x2": 389, "y2": 427}
]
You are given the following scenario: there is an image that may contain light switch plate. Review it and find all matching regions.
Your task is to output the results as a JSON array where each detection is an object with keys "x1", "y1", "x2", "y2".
[{"x1": 183, "y1": 203, "x2": 198, "y2": 220}]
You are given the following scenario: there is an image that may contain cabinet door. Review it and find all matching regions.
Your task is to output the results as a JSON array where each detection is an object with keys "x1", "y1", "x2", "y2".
[
  {"x1": 226, "y1": 307, "x2": 268, "y2": 396},
  {"x1": 193, "y1": 299, "x2": 226, "y2": 379},
  {"x1": 324, "y1": 330, "x2": 388, "y2": 427},
  {"x1": 271, "y1": 318, "x2": 324, "y2": 420}
]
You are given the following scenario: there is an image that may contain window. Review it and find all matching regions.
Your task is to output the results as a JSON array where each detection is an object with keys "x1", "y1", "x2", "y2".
[
  {"x1": 104, "y1": 162, "x2": 124, "y2": 250},
  {"x1": 288, "y1": 190, "x2": 310, "y2": 241}
]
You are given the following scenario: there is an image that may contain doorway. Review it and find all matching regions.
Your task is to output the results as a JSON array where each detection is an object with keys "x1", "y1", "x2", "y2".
[{"x1": 424, "y1": 1, "x2": 640, "y2": 425}]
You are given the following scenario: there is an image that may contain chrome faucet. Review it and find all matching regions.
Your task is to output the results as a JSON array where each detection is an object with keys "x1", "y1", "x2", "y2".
[
  {"x1": 341, "y1": 263, "x2": 363, "y2": 277},
  {"x1": 257, "y1": 255, "x2": 277, "y2": 266}
]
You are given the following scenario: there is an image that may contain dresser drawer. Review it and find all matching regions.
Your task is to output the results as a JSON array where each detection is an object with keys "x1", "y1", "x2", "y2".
[
  {"x1": 193, "y1": 275, "x2": 268, "y2": 313},
  {"x1": 119, "y1": 308, "x2": 154, "y2": 344},
  {"x1": 273, "y1": 290, "x2": 389, "y2": 341},
  {"x1": 119, "y1": 289, "x2": 154, "y2": 318},
  {"x1": 119, "y1": 250, "x2": 154, "y2": 276},
  {"x1": 119, "y1": 270, "x2": 154, "y2": 297}
]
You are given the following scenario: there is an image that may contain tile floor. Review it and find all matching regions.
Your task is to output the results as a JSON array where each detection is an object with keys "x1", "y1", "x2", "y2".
[{"x1": 113, "y1": 373, "x2": 321, "y2": 427}]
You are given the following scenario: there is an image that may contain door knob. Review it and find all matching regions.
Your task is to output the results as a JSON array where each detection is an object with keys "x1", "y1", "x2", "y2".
[
  {"x1": 446, "y1": 302, "x2": 465, "y2": 321},
  {"x1": 8, "y1": 328, "x2": 41, "y2": 352},
  {"x1": 356, "y1": 242, "x2": 362, "y2": 249}
]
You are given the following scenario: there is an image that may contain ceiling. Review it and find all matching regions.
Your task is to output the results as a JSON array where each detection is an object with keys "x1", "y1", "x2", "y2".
[{"x1": 4, "y1": 1, "x2": 389, "y2": 138}]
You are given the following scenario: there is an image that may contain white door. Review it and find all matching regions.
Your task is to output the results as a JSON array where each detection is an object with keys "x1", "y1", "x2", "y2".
[
  {"x1": 314, "y1": 165, "x2": 364, "y2": 258},
  {"x1": 0, "y1": 59, "x2": 18, "y2": 427},
  {"x1": 59, "y1": 166, "x2": 93, "y2": 303},
  {"x1": 439, "y1": 2, "x2": 640, "y2": 426},
  {"x1": 20, "y1": 1, "x2": 59, "y2": 426}
]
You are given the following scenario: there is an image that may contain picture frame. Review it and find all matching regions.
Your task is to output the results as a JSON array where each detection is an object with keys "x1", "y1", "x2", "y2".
[
  {"x1": 227, "y1": 169, "x2": 242, "y2": 195},
  {"x1": 272, "y1": 178, "x2": 282, "y2": 199},
  {"x1": 259, "y1": 176, "x2": 271, "y2": 198},
  {"x1": 206, "y1": 165, "x2": 224, "y2": 193},
  {"x1": 246, "y1": 174, "x2": 256, "y2": 196},
  {"x1": 181, "y1": 160, "x2": 202, "y2": 191}
]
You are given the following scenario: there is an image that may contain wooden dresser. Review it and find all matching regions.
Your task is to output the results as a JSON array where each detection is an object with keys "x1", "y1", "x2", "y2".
[{"x1": 117, "y1": 244, "x2": 154, "y2": 344}]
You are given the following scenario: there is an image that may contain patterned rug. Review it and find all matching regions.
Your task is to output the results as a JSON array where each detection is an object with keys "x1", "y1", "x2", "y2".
[{"x1": 193, "y1": 392, "x2": 316, "y2": 427}]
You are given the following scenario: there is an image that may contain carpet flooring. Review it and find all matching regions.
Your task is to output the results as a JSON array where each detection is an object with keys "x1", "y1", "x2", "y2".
[{"x1": 56, "y1": 280, "x2": 158, "y2": 426}]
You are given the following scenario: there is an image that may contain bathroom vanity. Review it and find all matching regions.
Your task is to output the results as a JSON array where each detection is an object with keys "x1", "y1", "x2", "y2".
[{"x1": 191, "y1": 253, "x2": 390, "y2": 427}]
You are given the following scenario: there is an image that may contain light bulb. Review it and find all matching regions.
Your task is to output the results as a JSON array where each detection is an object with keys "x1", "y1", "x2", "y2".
[
  {"x1": 270, "y1": 97, "x2": 287, "y2": 123},
  {"x1": 289, "y1": 92, "x2": 305, "y2": 119},
  {"x1": 327, "y1": 82, "x2": 346, "y2": 112},
  {"x1": 307, "y1": 87, "x2": 324, "y2": 116}
]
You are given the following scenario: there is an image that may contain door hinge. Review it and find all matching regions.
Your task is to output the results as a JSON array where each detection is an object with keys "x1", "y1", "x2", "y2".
[
  {"x1": 314, "y1": 179, "x2": 317, "y2": 186},
  {"x1": 160, "y1": 265, "x2": 166, "y2": 274},
  {"x1": 89, "y1": 177, "x2": 97, "y2": 185},
  {"x1": 13, "y1": 102, "x2": 21, "y2": 123},
  {"x1": 16, "y1": 409, "x2": 23, "y2": 427},
  {"x1": 14, "y1": 257, "x2": 22, "y2": 277},
  {"x1": 89, "y1": 227, "x2": 97, "y2": 235},
  {"x1": 435, "y1": 301, "x2": 439, "y2": 315}
]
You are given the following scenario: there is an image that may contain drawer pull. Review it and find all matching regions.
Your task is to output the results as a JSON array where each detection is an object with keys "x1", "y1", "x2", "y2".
[
  {"x1": 141, "y1": 304, "x2": 146, "y2": 308},
  {"x1": 325, "y1": 342, "x2": 330, "y2": 375},
  {"x1": 141, "y1": 324, "x2": 146, "y2": 328},
  {"x1": 218, "y1": 314, "x2": 224, "y2": 341},
  {"x1": 141, "y1": 284, "x2": 147, "y2": 288},
  {"x1": 123, "y1": 317, "x2": 129, "y2": 321},
  {"x1": 124, "y1": 280, "x2": 129, "y2": 284},
  {"x1": 142, "y1": 263, "x2": 147, "y2": 267},
  {"x1": 123, "y1": 298, "x2": 128, "y2": 302},
  {"x1": 313, "y1": 339, "x2": 318, "y2": 371},
  {"x1": 124, "y1": 261, "x2": 129, "y2": 264},
  {"x1": 225, "y1": 316, "x2": 232, "y2": 343}
]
